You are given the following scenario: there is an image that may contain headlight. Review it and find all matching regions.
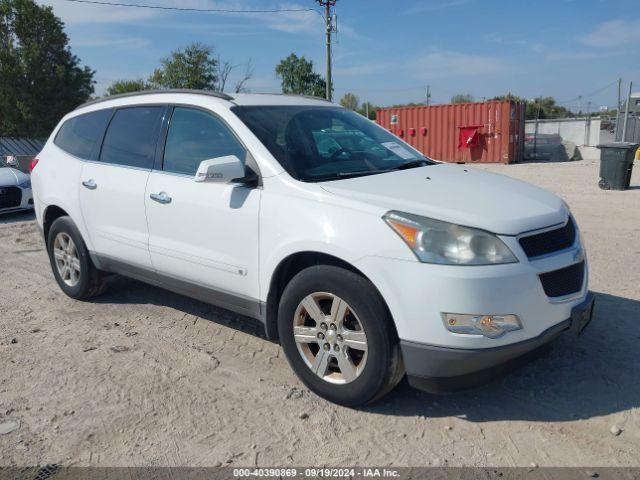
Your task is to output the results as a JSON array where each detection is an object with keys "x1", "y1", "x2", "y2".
[
  {"x1": 18, "y1": 180, "x2": 31, "y2": 189},
  {"x1": 383, "y1": 211, "x2": 517, "y2": 265}
]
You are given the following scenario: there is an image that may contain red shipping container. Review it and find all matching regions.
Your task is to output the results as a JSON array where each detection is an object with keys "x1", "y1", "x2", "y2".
[{"x1": 376, "y1": 100, "x2": 525, "y2": 164}]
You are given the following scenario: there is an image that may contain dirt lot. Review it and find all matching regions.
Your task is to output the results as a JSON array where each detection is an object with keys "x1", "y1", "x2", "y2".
[{"x1": 1, "y1": 158, "x2": 639, "y2": 467}]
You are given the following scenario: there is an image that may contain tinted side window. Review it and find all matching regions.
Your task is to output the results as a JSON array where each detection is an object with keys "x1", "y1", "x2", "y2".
[
  {"x1": 54, "y1": 109, "x2": 112, "y2": 159},
  {"x1": 100, "y1": 106, "x2": 164, "y2": 169},
  {"x1": 163, "y1": 107, "x2": 246, "y2": 176}
]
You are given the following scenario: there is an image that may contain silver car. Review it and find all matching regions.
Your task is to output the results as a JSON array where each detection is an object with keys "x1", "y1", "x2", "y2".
[{"x1": 0, "y1": 162, "x2": 33, "y2": 213}]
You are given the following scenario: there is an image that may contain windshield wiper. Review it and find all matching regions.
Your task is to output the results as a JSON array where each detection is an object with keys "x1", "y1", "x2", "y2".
[
  {"x1": 311, "y1": 169, "x2": 393, "y2": 181},
  {"x1": 395, "y1": 159, "x2": 431, "y2": 170}
]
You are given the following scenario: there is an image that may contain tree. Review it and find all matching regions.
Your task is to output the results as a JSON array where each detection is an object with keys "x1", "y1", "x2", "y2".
[
  {"x1": 340, "y1": 92, "x2": 360, "y2": 111},
  {"x1": 0, "y1": 0, "x2": 94, "y2": 137},
  {"x1": 451, "y1": 93, "x2": 474, "y2": 104},
  {"x1": 275, "y1": 53, "x2": 326, "y2": 98},
  {"x1": 492, "y1": 94, "x2": 573, "y2": 120},
  {"x1": 233, "y1": 59, "x2": 254, "y2": 94},
  {"x1": 106, "y1": 79, "x2": 149, "y2": 96},
  {"x1": 148, "y1": 42, "x2": 218, "y2": 90},
  {"x1": 111, "y1": 46, "x2": 253, "y2": 97},
  {"x1": 216, "y1": 57, "x2": 254, "y2": 93},
  {"x1": 528, "y1": 96, "x2": 573, "y2": 120},
  {"x1": 357, "y1": 101, "x2": 377, "y2": 120}
]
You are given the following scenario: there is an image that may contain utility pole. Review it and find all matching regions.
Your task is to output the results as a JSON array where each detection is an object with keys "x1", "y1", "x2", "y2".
[
  {"x1": 622, "y1": 81, "x2": 633, "y2": 142},
  {"x1": 316, "y1": 0, "x2": 337, "y2": 102},
  {"x1": 585, "y1": 101, "x2": 591, "y2": 146},
  {"x1": 577, "y1": 95, "x2": 582, "y2": 117},
  {"x1": 425, "y1": 85, "x2": 431, "y2": 106},
  {"x1": 533, "y1": 98, "x2": 541, "y2": 159},
  {"x1": 615, "y1": 78, "x2": 622, "y2": 141}
]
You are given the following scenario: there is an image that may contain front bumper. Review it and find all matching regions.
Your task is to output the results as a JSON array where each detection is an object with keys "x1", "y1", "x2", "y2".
[
  {"x1": 403, "y1": 292, "x2": 595, "y2": 393},
  {"x1": 354, "y1": 238, "x2": 589, "y2": 349},
  {"x1": 0, "y1": 186, "x2": 33, "y2": 214}
]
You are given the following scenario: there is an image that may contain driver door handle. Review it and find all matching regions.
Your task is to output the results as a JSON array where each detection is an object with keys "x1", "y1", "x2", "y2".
[
  {"x1": 82, "y1": 179, "x2": 97, "y2": 190},
  {"x1": 150, "y1": 191, "x2": 172, "y2": 204}
]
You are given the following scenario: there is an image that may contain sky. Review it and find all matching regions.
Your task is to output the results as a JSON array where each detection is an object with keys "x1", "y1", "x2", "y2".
[{"x1": 38, "y1": 0, "x2": 640, "y2": 110}]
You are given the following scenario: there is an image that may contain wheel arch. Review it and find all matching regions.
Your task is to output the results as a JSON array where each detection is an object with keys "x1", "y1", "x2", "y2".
[
  {"x1": 264, "y1": 251, "x2": 396, "y2": 342},
  {"x1": 43, "y1": 205, "x2": 70, "y2": 248}
]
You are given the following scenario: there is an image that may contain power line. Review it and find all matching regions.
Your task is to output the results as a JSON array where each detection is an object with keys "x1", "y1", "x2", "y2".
[
  {"x1": 556, "y1": 80, "x2": 618, "y2": 105},
  {"x1": 59, "y1": 0, "x2": 319, "y2": 14}
]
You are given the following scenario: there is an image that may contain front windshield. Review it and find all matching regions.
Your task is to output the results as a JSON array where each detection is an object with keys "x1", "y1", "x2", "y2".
[{"x1": 232, "y1": 106, "x2": 433, "y2": 182}]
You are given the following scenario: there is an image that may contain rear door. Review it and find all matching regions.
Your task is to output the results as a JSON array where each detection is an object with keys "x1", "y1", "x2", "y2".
[
  {"x1": 80, "y1": 105, "x2": 166, "y2": 269},
  {"x1": 144, "y1": 106, "x2": 261, "y2": 315}
]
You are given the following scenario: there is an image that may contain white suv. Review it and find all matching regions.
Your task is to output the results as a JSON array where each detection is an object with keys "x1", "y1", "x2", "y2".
[{"x1": 32, "y1": 90, "x2": 594, "y2": 406}]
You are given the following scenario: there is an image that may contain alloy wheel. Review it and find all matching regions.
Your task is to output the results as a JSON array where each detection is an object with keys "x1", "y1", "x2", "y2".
[
  {"x1": 293, "y1": 292, "x2": 368, "y2": 384},
  {"x1": 53, "y1": 232, "x2": 81, "y2": 287}
]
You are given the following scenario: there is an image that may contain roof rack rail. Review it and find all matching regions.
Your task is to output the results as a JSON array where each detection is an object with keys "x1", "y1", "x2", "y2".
[
  {"x1": 288, "y1": 94, "x2": 332, "y2": 103},
  {"x1": 76, "y1": 89, "x2": 235, "y2": 109},
  {"x1": 246, "y1": 92, "x2": 332, "y2": 103}
]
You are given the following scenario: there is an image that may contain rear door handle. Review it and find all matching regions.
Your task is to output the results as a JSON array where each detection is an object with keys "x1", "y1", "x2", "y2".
[
  {"x1": 150, "y1": 191, "x2": 172, "y2": 204},
  {"x1": 82, "y1": 179, "x2": 97, "y2": 190}
]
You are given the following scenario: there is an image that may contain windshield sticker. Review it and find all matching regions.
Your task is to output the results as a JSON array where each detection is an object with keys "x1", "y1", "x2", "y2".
[{"x1": 381, "y1": 142, "x2": 415, "y2": 160}]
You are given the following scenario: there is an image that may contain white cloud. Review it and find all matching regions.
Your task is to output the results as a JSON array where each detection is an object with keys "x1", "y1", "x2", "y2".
[
  {"x1": 40, "y1": 0, "x2": 159, "y2": 24},
  {"x1": 410, "y1": 50, "x2": 510, "y2": 79},
  {"x1": 581, "y1": 19, "x2": 640, "y2": 47},
  {"x1": 40, "y1": 0, "x2": 324, "y2": 34},
  {"x1": 73, "y1": 37, "x2": 151, "y2": 48},
  {"x1": 404, "y1": 0, "x2": 471, "y2": 15},
  {"x1": 482, "y1": 33, "x2": 543, "y2": 53},
  {"x1": 246, "y1": 7, "x2": 321, "y2": 34},
  {"x1": 334, "y1": 61, "x2": 393, "y2": 77},
  {"x1": 543, "y1": 49, "x2": 628, "y2": 61},
  {"x1": 483, "y1": 33, "x2": 503, "y2": 43}
]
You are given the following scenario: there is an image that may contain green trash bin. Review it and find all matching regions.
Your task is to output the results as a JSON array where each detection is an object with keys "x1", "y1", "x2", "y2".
[{"x1": 596, "y1": 142, "x2": 638, "y2": 190}]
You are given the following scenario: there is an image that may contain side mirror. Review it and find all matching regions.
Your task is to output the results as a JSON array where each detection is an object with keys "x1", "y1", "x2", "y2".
[{"x1": 194, "y1": 155, "x2": 245, "y2": 183}]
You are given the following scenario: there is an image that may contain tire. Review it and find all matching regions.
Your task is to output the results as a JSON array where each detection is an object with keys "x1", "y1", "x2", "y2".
[
  {"x1": 277, "y1": 265, "x2": 404, "y2": 407},
  {"x1": 47, "y1": 216, "x2": 108, "y2": 300},
  {"x1": 598, "y1": 178, "x2": 611, "y2": 190}
]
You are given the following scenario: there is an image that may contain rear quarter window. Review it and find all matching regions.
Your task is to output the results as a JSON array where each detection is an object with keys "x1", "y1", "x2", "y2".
[{"x1": 54, "y1": 109, "x2": 113, "y2": 159}]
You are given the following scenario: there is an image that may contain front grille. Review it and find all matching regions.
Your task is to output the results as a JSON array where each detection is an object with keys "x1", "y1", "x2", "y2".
[
  {"x1": 539, "y1": 261, "x2": 585, "y2": 298},
  {"x1": 0, "y1": 186, "x2": 22, "y2": 209},
  {"x1": 519, "y1": 218, "x2": 576, "y2": 258}
]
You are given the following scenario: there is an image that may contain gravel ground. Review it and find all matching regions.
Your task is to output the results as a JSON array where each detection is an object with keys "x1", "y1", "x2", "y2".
[{"x1": 1, "y1": 158, "x2": 639, "y2": 467}]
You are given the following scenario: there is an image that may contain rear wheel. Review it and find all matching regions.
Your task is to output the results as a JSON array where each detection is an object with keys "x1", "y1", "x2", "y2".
[
  {"x1": 278, "y1": 265, "x2": 403, "y2": 406},
  {"x1": 47, "y1": 216, "x2": 108, "y2": 300}
]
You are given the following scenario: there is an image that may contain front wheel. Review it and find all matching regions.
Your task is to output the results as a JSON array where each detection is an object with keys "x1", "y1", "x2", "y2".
[{"x1": 277, "y1": 265, "x2": 403, "y2": 406}]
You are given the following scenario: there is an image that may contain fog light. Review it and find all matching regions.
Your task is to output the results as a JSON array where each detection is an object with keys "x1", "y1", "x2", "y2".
[{"x1": 441, "y1": 313, "x2": 522, "y2": 339}]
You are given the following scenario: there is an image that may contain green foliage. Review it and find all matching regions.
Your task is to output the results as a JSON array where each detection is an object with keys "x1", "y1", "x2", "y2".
[
  {"x1": 339, "y1": 92, "x2": 359, "y2": 111},
  {"x1": 491, "y1": 93, "x2": 522, "y2": 102},
  {"x1": 106, "y1": 79, "x2": 149, "y2": 96},
  {"x1": 109, "y1": 46, "x2": 252, "y2": 97},
  {"x1": 275, "y1": 53, "x2": 326, "y2": 98},
  {"x1": 148, "y1": 43, "x2": 218, "y2": 90},
  {"x1": 0, "y1": 0, "x2": 94, "y2": 137},
  {"x1": 356, "y1": 101, "x2": 377, "y2": 120},
  {"x1": 451, "y1": 93, "x2": 474, "y2": 104},
  {"x1": 492, "y1": 94, "x2": 573, "y2": 120},
  {"x1": 388, "y1": 102, "x2": 425, "y2": 108}
]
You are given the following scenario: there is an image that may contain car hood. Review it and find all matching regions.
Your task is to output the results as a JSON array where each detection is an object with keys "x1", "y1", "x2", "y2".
[
  {"x1": 0, "y1": 168, "x2": 20, "y2": 186},
  {"x1": 319, "y1": 164, "x2": 567, "y2": 235}
]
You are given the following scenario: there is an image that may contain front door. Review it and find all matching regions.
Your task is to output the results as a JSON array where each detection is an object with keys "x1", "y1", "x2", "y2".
[
  {"x1": 79, "y1": 105, "x2": 165, "y2": 269},
  {"x1": 144, "y1": 106, "x2": 261, "y2": 314}
]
